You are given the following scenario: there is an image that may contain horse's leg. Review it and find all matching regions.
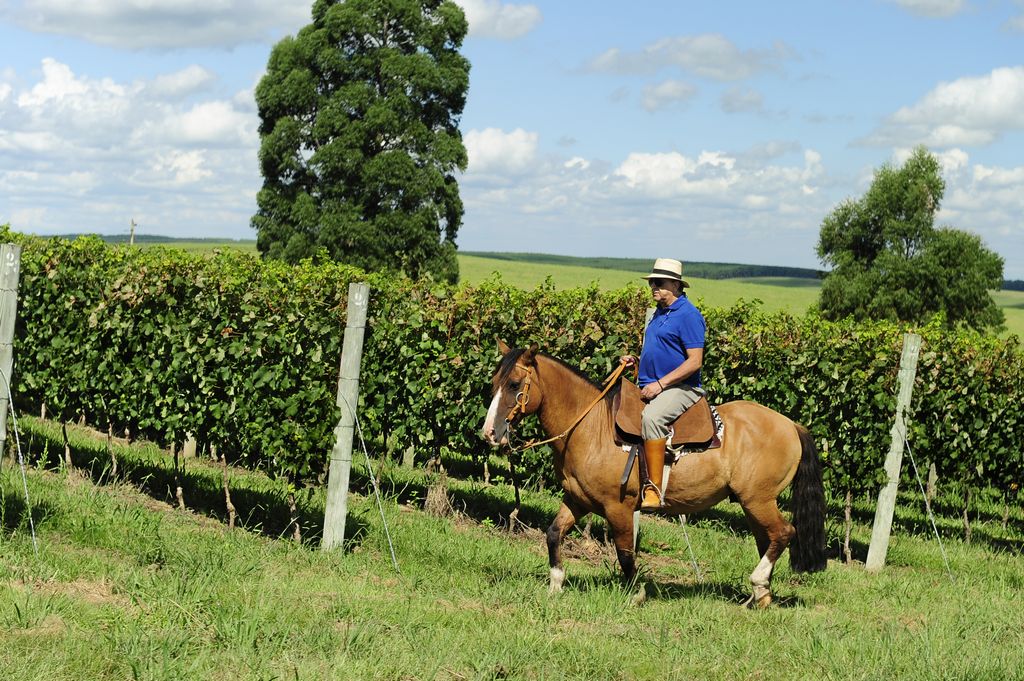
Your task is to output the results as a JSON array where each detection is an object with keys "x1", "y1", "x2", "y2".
[
  {"x1": 546, "y1": 498, "x2": 585, "y2": 593},
  {"x1": 604, "y1": 506, "x2": 639, "y2": 583},
  {"x1": 740, "y1": 500, "x2": 795, "y2": 609}
]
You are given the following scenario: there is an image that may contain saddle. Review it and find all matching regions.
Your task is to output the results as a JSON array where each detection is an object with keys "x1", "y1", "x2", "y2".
[{"x1": 613, "y1": 377, "x2": 718, "y2": 448}]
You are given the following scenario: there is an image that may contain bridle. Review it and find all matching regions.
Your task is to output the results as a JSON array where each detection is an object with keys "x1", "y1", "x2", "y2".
[{"x1": 502, "y1": 363, "x2": 535, "y2": 425}]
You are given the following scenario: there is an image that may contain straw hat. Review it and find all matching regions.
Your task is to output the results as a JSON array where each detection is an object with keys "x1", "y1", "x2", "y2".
[{"x1": 642, "y1": 258, "x2": 690, "y2": 288}]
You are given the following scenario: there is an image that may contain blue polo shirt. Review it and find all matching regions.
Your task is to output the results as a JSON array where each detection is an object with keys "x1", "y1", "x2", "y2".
[{"x1": 638, "y1": 295, "x2": 705, "y2": 388}]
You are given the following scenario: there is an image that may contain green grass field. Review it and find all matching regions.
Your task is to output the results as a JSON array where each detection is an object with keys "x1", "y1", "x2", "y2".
[
  {"x1": 458, "y1": 254, "x2": 822, "y2": 315},
  {"x1": 2, "y1": 419, "x2": 1023, "y2": 679},
  {"x1": 458, "y1": 254, "x2": 1024, "y2": 337}
]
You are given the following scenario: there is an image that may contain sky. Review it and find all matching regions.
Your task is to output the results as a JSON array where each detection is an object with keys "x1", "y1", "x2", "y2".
[{"x1": 0, "y1": 1, "x2": 1022, "y2": 278}]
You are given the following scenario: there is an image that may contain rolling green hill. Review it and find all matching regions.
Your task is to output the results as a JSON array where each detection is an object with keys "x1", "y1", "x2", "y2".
[
  {"x1": 458, "y1": 253, "x2": 1024, "y2": 337},
  {"x1": 457, "y1": 254, "x2": 820, "y2": 315},
  {"x1": 459, "y1": 251, "x2": 822, "y2": 279}
]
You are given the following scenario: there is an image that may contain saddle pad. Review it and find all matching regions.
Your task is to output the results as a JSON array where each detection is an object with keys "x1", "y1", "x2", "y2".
[{"x1": 613, "y1": 377, "x2": 715, "y2": 447}]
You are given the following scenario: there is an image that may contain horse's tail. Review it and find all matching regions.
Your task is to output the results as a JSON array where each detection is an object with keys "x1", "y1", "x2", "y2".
[{"x1": 789, "y1": 424, "x2": 827, "y2": 573}]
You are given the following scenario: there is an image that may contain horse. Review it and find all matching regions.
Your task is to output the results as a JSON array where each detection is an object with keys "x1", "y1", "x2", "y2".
[{"x1": 481, "y1": 341, "x2": 827, "y2": 608}]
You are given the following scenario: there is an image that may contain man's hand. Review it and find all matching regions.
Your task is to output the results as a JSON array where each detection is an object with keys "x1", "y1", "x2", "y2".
[
  {"x1": 619, "y1": 355, "x2": 637, "y2": 367},
  {"x1": 640, "y1": 381, "x2": 664, "y2": 401}
]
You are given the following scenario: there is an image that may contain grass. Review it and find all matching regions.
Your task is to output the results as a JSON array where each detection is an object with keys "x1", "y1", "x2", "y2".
[
  {"x1": 458, "y1": 255, "x2": 820, "y2": 316},
  {"x1": 2, "y1": 418, "x2": 1023, "y2": 680},
  {"x1": 458, "y1": 252, "x2": 821, "y2": 280},
  {"x1": 991, "y1": 289, "x2": 1024, "y2": 338},
  {"x1": 459, "y1": 254, "x2": 1024, "y2": 338}
]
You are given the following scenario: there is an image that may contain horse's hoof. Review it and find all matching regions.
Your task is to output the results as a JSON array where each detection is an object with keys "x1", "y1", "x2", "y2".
[{"x1": 743, "y1": 587, "x2": 772, "y2": 609}]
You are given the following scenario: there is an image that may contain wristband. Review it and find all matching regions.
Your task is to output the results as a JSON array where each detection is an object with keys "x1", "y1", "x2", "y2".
[{"x1": 657, "y1": 379, "x2": 664, "y2": 390}]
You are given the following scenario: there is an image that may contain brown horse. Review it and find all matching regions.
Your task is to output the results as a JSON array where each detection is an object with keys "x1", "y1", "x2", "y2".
[{"x1": 481, "y1": 341, "x2": 826, "y2": 607}]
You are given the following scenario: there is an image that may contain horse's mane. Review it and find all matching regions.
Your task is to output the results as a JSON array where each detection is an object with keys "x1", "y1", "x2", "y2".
[
  {"x1": 495, "y1": 348, "x2": 526, "y2": 386},
  {"x1": 497, "y1": 347, "x2": 604, "y2": 392}
]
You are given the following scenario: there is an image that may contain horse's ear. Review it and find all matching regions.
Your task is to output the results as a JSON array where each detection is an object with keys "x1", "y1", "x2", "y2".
[
  {"x1": 497, "y1": 338, "x2": 511, "y2": 356},
  {"x1": 522, "y1": 342, "x2": 539, "y2": 366}
]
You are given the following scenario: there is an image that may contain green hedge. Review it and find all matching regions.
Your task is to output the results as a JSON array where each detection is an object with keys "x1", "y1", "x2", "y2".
[{"x1": 5, "y1": 229, "x2": 1022, "y2": 507}]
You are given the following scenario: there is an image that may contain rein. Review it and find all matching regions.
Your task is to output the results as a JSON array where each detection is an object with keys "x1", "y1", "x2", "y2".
[{"x1": 505, "y1": 360, "x2": 628, "y2": 453}]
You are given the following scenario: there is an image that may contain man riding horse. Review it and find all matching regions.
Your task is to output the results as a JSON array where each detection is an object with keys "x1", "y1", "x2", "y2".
[
  {"x1": 620, "y1": 258, "x2": 706, "y2": 511},
  {"x1": 482, "y1": 260, "x2": 827, "y2": 604}
]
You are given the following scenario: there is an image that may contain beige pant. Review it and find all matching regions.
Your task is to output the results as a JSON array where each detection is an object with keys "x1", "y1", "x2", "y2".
[{"x1": 641, "y1": 384, "x2": 705, "y2": 440}]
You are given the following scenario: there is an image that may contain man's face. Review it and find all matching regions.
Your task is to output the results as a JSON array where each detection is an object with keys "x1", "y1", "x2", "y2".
[{"x1": 648, "y1": 278, "x2": 678, "y2": 305}]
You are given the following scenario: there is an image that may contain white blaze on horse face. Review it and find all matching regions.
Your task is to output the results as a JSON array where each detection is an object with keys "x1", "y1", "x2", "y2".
[{"x1": 482, "y1": 388, "x2": 508, "y2": 445}]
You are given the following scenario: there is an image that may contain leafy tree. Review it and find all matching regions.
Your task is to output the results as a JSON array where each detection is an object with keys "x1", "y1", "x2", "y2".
[
  {"x1": 252, "y1": 0, "x2": 470, "y2": 282},
  {"x1": 816, "y1": 147, "x2": 1005, "y2": 331}
]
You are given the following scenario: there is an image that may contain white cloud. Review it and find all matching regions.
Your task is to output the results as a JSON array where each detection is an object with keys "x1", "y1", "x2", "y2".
[
  {"x1": 610, "y1": 148, "x2": 825, "y2": 205},
  {"x1": 740, "y1": 141, "x2": 802, "y2": 163},
  {"x1": 454, "y1": 0, "x2": 541, "y2": 39},
  {"x1": 720, "y1": 87, "x2": 765, "y2": 114},
  {"x1": 10, "y1": 207, "x2": 49, "y2": 226},
  {"x1": 17, "y1": 58, "x2": 123, "y2": 108},
  {"x1": 615, "y1": 152, "x2": 703, "y2": 197},
  {"x1": 885, "y1": 0, "x2": 969, "y2": 17},
  {"x1": 943, "y1": 158, "x2": 1024, "y2": 257},
  {"x1": 9, "y1": 0, "x2": 308, "y2": 49},
  {"x1": 0, "y1": 59, "x2": 259, "y2": 237},
  {"x1": 137, "y1": 150, "x2": 213, "y2": 186},
  {"x1": 464, "y1": 127, "x2": 538, "y2": 174},
  {"x1": 12, "y1": 59, "x2": 133, "y2": 148},
  {"x1": 588, "y1": 34, "x2": 793, "y2": 81},
  {"x1": 0, "y1": 130, "x2": 64, "y2": 154},
  {"x1": 11, "y1": 0, "x2": 540, "y2": 48},
  {"x1": 972, "y1": 164, "x2": 1024, "y2": 186},
  {"x1": 457, "y1": 145, "x2": 835, "y2": 268},
  {"x1": 463, "y1": 145, "x2": 827, "y2": 218},
  {"x1": 642, "y1": 79, "x2": 697, "y2": 112},
  {"x1": 147, "y1": 66, "x2": 217, "y2": 99},
  {"x1": 455, "y1": 147, "x2": 1021, "y2": 279},
  {"x1": 144, "y1": 100, "x2": 256, "y2": 147},
  {"x1": 1, "y1": 168, "x2": 96, "y2": 195},
  {"x1": 863, "y1": 66, "x2": 1024, "y2": 148}
]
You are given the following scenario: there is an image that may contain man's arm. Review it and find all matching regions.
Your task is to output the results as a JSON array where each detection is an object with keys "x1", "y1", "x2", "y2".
[{"x1": 639, "y1": 347, "x2": 703, "y2": 400}]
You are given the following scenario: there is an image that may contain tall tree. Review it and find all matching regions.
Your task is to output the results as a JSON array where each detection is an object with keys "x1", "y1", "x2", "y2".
[
  {"x1": 252, "y1": 0, "x2": 470, "y2": 282},
  {"x1": 816, "y1": 147, "x2": 1005, "y2": 331}
]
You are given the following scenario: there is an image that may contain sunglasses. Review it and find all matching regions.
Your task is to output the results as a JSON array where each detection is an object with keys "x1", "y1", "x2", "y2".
[{"x1": 649, "y1": 278, "x2": 668, "y2": 288}]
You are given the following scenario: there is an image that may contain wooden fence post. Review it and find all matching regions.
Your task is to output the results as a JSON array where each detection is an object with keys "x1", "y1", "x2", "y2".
[
  {"x1": 0, "y1": 244, "x2": 22, "y2": 468},
  {"x1": 322, "y1": 282, "x2": 370, "y2": 550},
  {"x1": 866, "y1": 332, "x2": 922, "y2": 572}
]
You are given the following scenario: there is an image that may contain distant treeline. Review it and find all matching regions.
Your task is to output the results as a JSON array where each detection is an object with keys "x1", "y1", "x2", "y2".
[
  {"x1": 72, "y1": 233, "x2": 253, "y2": 245},
  {"x1": 461, "y1": 251, "x2": 824, "y2": 280}
]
